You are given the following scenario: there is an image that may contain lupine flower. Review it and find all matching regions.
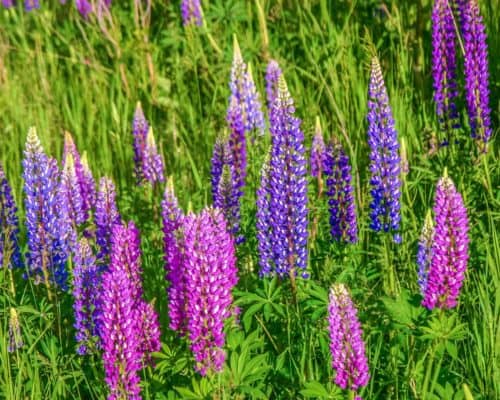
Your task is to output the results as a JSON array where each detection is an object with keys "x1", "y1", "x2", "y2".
[
  {"x1": 180, "y1": 0, "x2": 202, "y2": 26},
  {"x1": 215, "y1": 165, "x2": 242, "y2": 243},
  {"x1": 138, "y1": 300, "x2": 161, "y2": 365},
  {"x1": 143, "y1": 127, "x2": 165, "y2": 186},
  {"x1": 132, "y1": 102, "x2": 149, "y2": 184},
  {"x1": 161, "y1": 179, "x2": 187, "y2": 333},
  {"x1": 61, "y1": 153, "x2": 84, "y2": 247},
  {"x1": 76, "y1": 0, "x2": 92, "y2": 17},
  {"x1": 0, "y1": 164, "x2": 22, "y2": 269},
  {"x1": 8, "y1": 308, "x2": 23, "y2": 353},
  {"x1": 227, "y1": 97, "x2": 247, "y2": 189},
  {"x1": 100, "y1": 265, "x2": 142, "y2": 400},
  {"x1": 257, "y1": 75, "x2": 308, "y2": 278},
  {"x1": 2, "y1": 0, "x2": 14, "y2": 8},
  {"x1": 210, "y1": 130, "x2": 230, "y2": 203},
  {"x1": 24, "y1": 0, "x2": 39, "y2": 10},
  {"x1": 256, "y1": 155, "x2": 272, "y2": 277},
  {"x1": 184, "y1": 208, "x2": 238, "y2": 375},
  {"x1": 23, "y1": 128, "x2": 69, "y2": 290},
  {"x1": 431, "y1": 0, "x2": 459, "y2": 133},
  {"x1": 324, "y1": 137, "x2": 358, "y2": 243},
  {"x1": 80, "y1": 152, "x2": 96, "y2": 218},
  {"x1": 73, "y1": 238, "x2": 100, "y2": 355},
  {"x1": 265, "y1": 59, "x2": 282, "y2": 111},
  {"x1": 367, "y1": 57, "x2": 401, "y2": 242},
  {"x1": 229, "y1": 38, "x2": 265, "y2": 135},
  {"x1": 462, "y1": 0, "x2": 491, "y2": 150},
  {"x1": 328, "y1": 283, "x2": 370, "y2": 396},
  {"x1": 95, "y1": 177, "x2": 121, "y2": 263},
  {"x1": 417, "y1": 210, "x2": 434, "y2": 295},
  {"x1": 422, "y1": 172, "x2": 469, "y2": 309},
  {"x1": 310, "y1": 117, "x2": 326, "y2": 179}
]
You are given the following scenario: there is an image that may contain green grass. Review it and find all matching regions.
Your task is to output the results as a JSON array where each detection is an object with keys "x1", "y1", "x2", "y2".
[{"x1": 1, "y1": 0, "x2": 499, "y2": 399}]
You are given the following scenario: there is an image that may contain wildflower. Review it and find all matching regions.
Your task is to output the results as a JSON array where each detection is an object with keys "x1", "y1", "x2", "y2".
[
  {"x1": 310, "y1": 117, "x2": 326, "y2": 179},
  {"x1": 265, "y1": 59, "x2": 282, "y2": 111},
  {"x1": 143, "y1": 127, "x2": 165, "y2": 186},
  {"x1": 256, "y1": 155, "x2": 272, "y2": 277},
  {"x1": 180, "y1": 0, "x2": 202, "y2": 26},
  {"x1": 417, "y1": 210, "x2": 434, "y2": 295},
  {"x1": 132, "y1": 102, "x2": 149, "y2": 184},
  {"x1": 95, "y1": 177, "x2": 121, "y2": 263}
]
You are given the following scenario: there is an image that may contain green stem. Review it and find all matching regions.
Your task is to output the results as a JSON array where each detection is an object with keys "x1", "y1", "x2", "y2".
[{"x1": 422, "y1": 342, "x2": 436, "y2": 400}]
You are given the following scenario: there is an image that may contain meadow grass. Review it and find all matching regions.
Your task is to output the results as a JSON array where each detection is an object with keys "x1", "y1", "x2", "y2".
[{"x1": 0, "y1": 1, "x2": 499, "y2": 399}]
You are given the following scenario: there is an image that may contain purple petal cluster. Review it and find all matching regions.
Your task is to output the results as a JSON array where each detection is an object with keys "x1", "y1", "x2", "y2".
[
  {"x1": 256, "y1": 155, "x2": 272, "y2": 276},
  {"x1": 95, "y1": 177, "x2": 121, "y2": 263},
  {"x1": 417, "y1": 211, "x2": 434, "y2": 295},
  {"x1": 76, "y1": 0, "x2": 92, "y2": 17},
  {"x1": 80, "y1": 152, "x2": 96, "y2": 219},
  {"x1": 367, "y1": 57, "x2": 401, "y2": 241},
  {"x1": 60, "y1": 153, "x2": 84, "y2": 247},
  {"x1": 265, "y1": 60, "x2": 282, "y2": 111},
  {"x1": 132, "y1": 102, "x2": 149, "y2": 184},
  {"x1": 227, "y1": 97, "x2": 247, "y2": 189},
  {"x1": 161, "y1": 180, "x2": 187, "y2": 333},
  {"x1": 422, "y1": 173, "x2": 469, "y2": 309},
  {"x1": 24, "y1": 0, "x2": 39, "y2": 11},
  {"x1": 23, "y1": 128, "x2": 69, "y2": 290},
  {"x1": 180, "y1": 0, "x2": 202, "y2": 26},
  {"x1": 143, "y1": 128, "x2": 165, "y2": 185},
  {"x1": 324, "y1": 138, "x2": 358, "y2": 243},
  {"x1": 257, "y1": 75, "x2": 308, "y2": 278},
  {"x1": 462, "y1": 0, "x2": 491, "y2": 150},
  {"x1": 2, "y1": 0, "x2": 14, "y2": 8},
  {"x1": 328, "y1": 283, "x2": 370, "y2": 395},
  {"x1": 431, "y1": 0, "x2": 459, "y2": 131},
  {"x1": 183, "y1": 207, "x2": 238, "y2": 375},
  {"x1": 73, "y1": 238, "x2": 100, "y2": 355},
  {"x1": 310, "y1": 117, "x2": 326, "y2": 179},
  {"x1": 0, "y1": 164, "x2": 22, "y2": 269}
]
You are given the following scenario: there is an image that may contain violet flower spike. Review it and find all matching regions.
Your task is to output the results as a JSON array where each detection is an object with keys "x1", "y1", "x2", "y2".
[
  {"x1": 422, "y1": 171, "x2": 469, "y2": 309},
  {"x1": 328, "y1": 283, "x2": 370, "y2": 396},
  {"x1": 417, "y1": 210, "x2": 434, "y2": 296},
  {"x1": 211, "y1": 130, "x2": 230, "y2": 203},
  {"x1": 24, "y1": 0, "x2": 40, "y2": 11},
  {"x1": 227, "y1": 97, "x2": 247, "y2": 189},
  {"x1": 256, "y1": 154, "x2": 272, "y2": 277},
  {"x1": 180, "y1": 0, "x2": 202, "y2": 26},
  {"x1": 310, "y1": 116, "x2": 326, "y2": 179},
  {"x1": 138, "y1": 300, "x2": 161, "y2": 365},
  {"x1": 367, "y1": 57, "x2": 402, "y2": 242},
  {"x1": 0, "y1": 164, "x2": 22, "y2": 269},
  {"x1": 143, "y1": 127, "x2": 165, "y2": 186},
  {"x1": 95, "y1": 177, "x2": 121, "y2": 264},
  {"x1": 2, "y1": 0, "x2": 14, "y2": 8},
  {"x1": 61, "y1": 152, "x2": 84, "y2": 248},
  {"x1": 215, "y1": 164, "x2": 243, "y2": 243},
  {"x1": 132, "y1": 102, "x2": 149, "y2": 184},
  {"x1": 265, "y1": 60, "x2": 282, "y2": 112},
  {"x1": 184, "y1": 208, "x2": 238, "y2": 375},
  {"x1": 324, "y1": 137, "x2": 358, "y2": 243},
  {"x1": 76, "y1": 0, "x2": 92, "y2": 17},
  {"x1": 431, "y1": 0, "x2": 459, "y2": 133},
  {"x1": 463, "y1": 0, "x2": 492, "y2": 151}
]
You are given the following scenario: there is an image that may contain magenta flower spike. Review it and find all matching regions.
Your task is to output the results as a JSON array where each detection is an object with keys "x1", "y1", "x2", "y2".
[
  {"x1": 422, "y1": 171, "x2": 469, "y2": 309},
  {"x1": 328, "y1": 283, "x2": 370, "y2": 397}
]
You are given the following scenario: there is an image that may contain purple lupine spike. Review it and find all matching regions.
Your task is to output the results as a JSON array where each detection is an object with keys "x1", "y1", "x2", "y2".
[
  {"x1": 324, "y1": 137, "x2": 358, "y2": 243},
  {"x1": 143, "y1": 127, "x2": 165, "y2": 186},
  {"x1": 228, "y1": 38, "x2": 265, "y2": 135},
  {"x1": 100, "y1": 265, "x2": 142, "y2": 400},
  {"x1": 180, "y1": 0, "x2": 202, "y2": 26},
  {"x1": 431, "y1": 0, "x2": 459, "y2": 132},
  {"x1": 417, "y1": 210, "x2": 434, "y2": 295},
  {"x1": 132, "y1": 102, "x2": 149, "y2": 184},
  {"x1": 73, "y1": 238, "x2": 100, "y2": 355},
  {"x1": 227, "y1": 97, "x2": 247, "y2": 189},
  {"x1": 61, "y1": 152, "x2": 85, "y2": 244},
  {"x1": 80, "y1": 152, "x2": 96, "y2": 217},
  {"x1": 259, "y1": 75, "x2": 308, "y2": 278},
  {"x1": 422, "y1": 171, "x2": 469, "y2": 309},
  {"x1": 8, "y1": 308, "x2": 23, "y2": 353},
  {"x1": 184, "y1": 207, "x2": 238, "y2": 375},
  {"x1": 265, "y1": 59, "x2": 282, "y2": 111},
  {"x1": 138, "y1": 300, "x2": 161, "y2": 365},
  {"x1": 328, "y1": 283, "x2": 370, "y2": 396},
  {"x1": 367, "y1": 57, "x2": 402, "y2": 242},
  {"x1": 215, "y1": 165, "x2": 243, "y2": 244},
  {"x1": 256, "y1": 154, "x2": 272, "y2": 277},
  {"x1": 23, "y1": 128, "x2": 69, "y2": 290},
  {"x1": 2, "y1": 0, "x2": 14, "y2": 8},
  {"x1": 76, "y1": 0, "x2": 92, "y2": 17},
  {"x1": 95, "y1": 177, "x2": 121, "y2": 263},
  {"x1": 210, "y1": 130, "x2": 229, "y2": 203},
  {"x1": 24, "y1": 0, "x2": 39, "y2": 10},
  {"x1": 162, "y1": 179, "x2": 187, "y2": 333},
  {"x1": 0, "y1": 164, "x2": 22, "y2": 269},
  {"x1": 462, "y1": 0, "x2": 491, "y2": 151},
  {"x1": 310, "y1": 117, "x2": 326, "y2": 179}
]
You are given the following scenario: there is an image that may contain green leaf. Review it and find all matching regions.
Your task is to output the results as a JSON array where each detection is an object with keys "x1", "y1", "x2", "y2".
[{"x1": 300, "y1": 381, "x2": 330, "y2": 399}]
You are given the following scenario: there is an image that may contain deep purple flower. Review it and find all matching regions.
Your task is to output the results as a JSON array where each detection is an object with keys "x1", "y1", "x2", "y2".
[
  {"x1": 265, "y1": 59, "x2": 282, "y2": 111},
  {"x1": 61, "y1": 153, "x2": 84, "y2": 247},
  {"x1": 422, "y1": 172, "x2": 469, "y2": 309},
  {"x1": 76, "y1": 0, "x2": 92, "y2": 17},
  {"x1": 95, "y1": 177, "x2": 121, "y2": 263},
  {"x1": 310, "y1": 117, "x2": 326, "y2": 179},
  {"x1": 132, "y1": 102, "x2": 149, "y2": 184},
  {"x1": 24, "y1": 0, "x2": 39, "y2": 11},
  {"x1": 0, "y1": 164, "x2": 22, "y2": 269},
  {"x1": 180, "y1": 0, "x2": 202, "y2": 26},
  {"x1": 431, "y1": 0, "x2": 459, "y2": 131},
  {"x1": 324, "y1": 138, "x2": 358, "y2": 243},
  {"x1": 462, "y1": 0, "x2": 491, "y2": 150},
  {"x1": 8, "y1": 308, "x2": 23, "y2": 353},
  {"x1": 73, "y1": 238, "x2": 100, "y2": 355},
  {"x1": 417, "y1": 210, "x2": 434, "y2": 295},
  {"x1": 227, "y1": 97, "x2": 247, "y2": 189},
  {"x1": 211, "y1": 131, "x2": 229, "y2": 203},
  {"x1": 184, "y1": 208, "x2": 238, "y2": 375},
  {"x1": 367, "y1": 57, "x2": 401, "y2": 241},
  {"x1": 80, "y1": 152, "x2": 96, "y2": 219},
  {"x1": 256, "y1": 155, "x2": 272, "y2": 277},
  {"x1": 328, "y1": 283, "x2": 370, "y2": 395},
  {"x1": 23, "y1": 128, "x2": 69, "y2": 290},
  {"x1": 138, "y1": 300, "x2": 161, "y2": 365},
  {"x1": 161, "y1": 180, "x2": 187, "y2": 333},
  {"x1": 143, "y1": 127, "x2": 165, "y2": 186},
  {"x1": 257, "y1": 75, "x2": 308, "y2": 278}
]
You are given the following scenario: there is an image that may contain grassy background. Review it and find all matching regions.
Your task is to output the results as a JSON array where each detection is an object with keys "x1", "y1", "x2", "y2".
[{"x1": 0, "y1": 0, "x2": 499, "y2": 399}]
